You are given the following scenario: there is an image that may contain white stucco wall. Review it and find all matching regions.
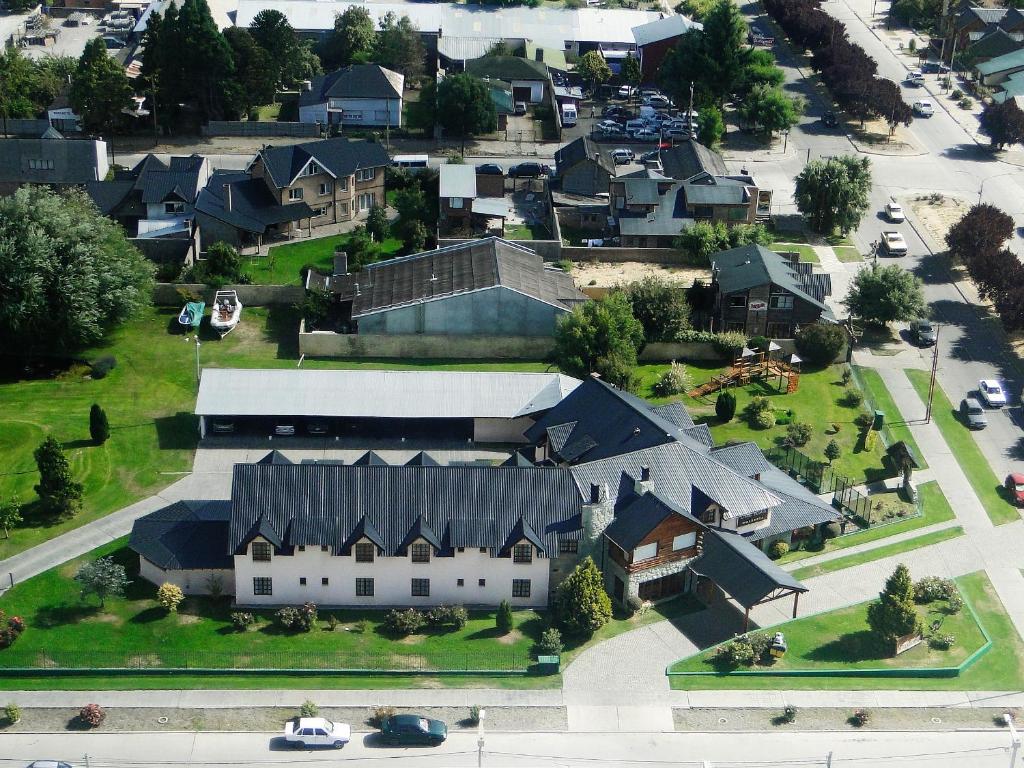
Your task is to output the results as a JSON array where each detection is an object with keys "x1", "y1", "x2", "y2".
[
  {"x1": 472, "y1": 416, "x2": 534, "y2": 443},
  {"x1": 511, "y1": 80, "x2": 545, "y2": 103},
  {"x1": 234, "y1": 537, "x2": 550, "y2": 608},
  {"x1": 301, "y1": 98, "x2": 403, "y2": 127},
  {"x1": 299, "y1": 102, "x2": 329, "y2": 124},
  {"x1": 139, "y1": 557, "x2": 235, "y2": 596}
]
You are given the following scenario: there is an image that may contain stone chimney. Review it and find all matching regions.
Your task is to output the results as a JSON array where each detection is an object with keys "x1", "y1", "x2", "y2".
[
  {"x1": 223, "y1": 183, "x2": 232, "y2": 212},
  {"x1": 333, "y1": 250, "x2": 348, "y2": 276},
  {"x1": 579, "y1": 483, "x2": 614, "y2": 560},
  {"x1": 634, "y1": 466, "x2": 651, "y2": 495}
]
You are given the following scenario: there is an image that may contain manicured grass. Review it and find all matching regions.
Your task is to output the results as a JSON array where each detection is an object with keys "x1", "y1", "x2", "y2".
[
  {"x1": 766, "y1": 228, "x2": 810, "y2": 244},
  {"x1": 826, "y1": 233, "x2": 854, "y2": 247},
  {"x1": 853, "y1": 366, "x2": 928, "y2": 470},
  {"x1": 0, "y1": 307, "x2": 555, "y2": 561},
  {"x1": 242, "y1": 234, "x2": 403, "y2": 285},
  {"x1": 668, "y1": 572, "x2": 1019, "y2": 690},
  {"x1": 686, "y1": 364, "x2": 890, "y2": 483},
  {"x1": 504, "y1": 222, "x2": 552, "y2": 241},
  {"x1": 833, "y1": 246, "x2": 863, "y2": 263},
  {"x1": 776, "y1": 480, "x2": 955, "y2": 566},
  {"x1": 771, "y1": 242, "x2": 818, "y2": 264},
  {"x1": 254, "y1": 103, "x2": 281, "y2": 121},
  {"x1": 790, "y1": 526, "x2": 964, "y2": 580},
  {"x1": 905, "y1": 369, "x2": 1018, "y2": 525}
]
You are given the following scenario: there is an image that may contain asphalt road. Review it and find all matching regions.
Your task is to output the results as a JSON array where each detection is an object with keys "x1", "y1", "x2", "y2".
[{"x1": 0, "y1": 728, "x2": 1015, "y2": 767}]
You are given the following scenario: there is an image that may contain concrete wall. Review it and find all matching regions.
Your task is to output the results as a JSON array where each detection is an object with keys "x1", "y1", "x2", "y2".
[
  {"x1": 561, "y1": 246, "x2": 692, "y2": 264},
  {"x1": 234, "y1": 538, "x2": 550, "y2": 608},
  {"x1": 139, "y1": 558, "x2": 235, "y2": 596},
  {"x1": 152, "y1": 283, "x2": 304, "y2": 306},
  {"x1": 299, "y1": 328, "x2": 555, "y2": 359},
  {"x1": 438, "y1": 238, "x2": 563, "y2": 260},
  {"x1": 202, "y1": 121, "x2": 321, "y2": 138},
  {"x1": 357, "y1": 286, "x2": 566, "y2": 337}
]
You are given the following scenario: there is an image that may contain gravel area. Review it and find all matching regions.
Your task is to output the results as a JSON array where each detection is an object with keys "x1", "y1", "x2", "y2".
[
  {"x1": 910, "y1": 194, "x2": 970, "y2": 248},
  {"x1": 0, "y1": 705, "x2": 567, "y2": 733},
  {"x1": 572, "y1": 262, "x2": 710, "y2": 288},
  {"x1": 673, "y1": 707, "x2": 1020, "y2": 732}
]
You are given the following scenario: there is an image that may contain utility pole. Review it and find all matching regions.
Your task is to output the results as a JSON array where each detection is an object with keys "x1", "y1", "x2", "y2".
[
  {"x1": 826, "y1": 751, "x2": 833, "y2": 768},
  {"x1": 477, "y1": 708, "x2": 487, "y2": 767},
  {"x1": 194, "y1": 337, "x2": 202, "y2": 386},
  {"x1": 925, "y1": 325, "x2": 940, "y2": 423},
  {"x1": 1005, "y1": 713, "x2": 1021, "y2": 768}
]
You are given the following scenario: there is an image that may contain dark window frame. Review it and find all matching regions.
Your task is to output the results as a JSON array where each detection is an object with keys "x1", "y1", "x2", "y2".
[
  {"x1": 356, "y1": 578, "x2": 374, "y2": 597},
  {"x1": 251, "y1": 542, "x2": 272, "y2": 562},
  {"x1": 513, "y1": 543, "x2": 533, "y2": 564},
  {"x1": 253, "y1": 577, "x2": 273, "y2": 595},
  {"x1": 512, "y1": 579, "x2": 532, "y2": 598},
  {"x1": 411, "y1": 578, "x2": 430, "y2": 597},
  {"x1": 411, "y1": 542, "x2": 431, "y2": 563},
  {"x1": 354, "y1": 542, "x2": 375, "y2": 563}
]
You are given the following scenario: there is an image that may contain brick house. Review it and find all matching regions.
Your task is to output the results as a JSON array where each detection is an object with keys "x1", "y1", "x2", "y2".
[{"x1": 631, "y1": 14, "x2": 702, "y2": 84}]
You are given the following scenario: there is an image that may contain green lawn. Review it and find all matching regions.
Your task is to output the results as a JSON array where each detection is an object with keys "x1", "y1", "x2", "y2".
[
  {"x1": 668, "y1": 572, "x2": 1020, "y2": 690},
  {"x1": 771, "y1": 243, "x2": 818, "y2": 264},
  {"x1": 242, "y1": 234, "x2": 403, "y2": 285},
  {"x1": 504, "y1": 222, "x2": 552, "y2": 241},
  {"x1": 766, "y1": 228, "x2": 810, "y2": 244},
  {"x1": 853, "y1": 366, "x2": 928, "y2": 470},
  {"x1": 790, "y1": 526, "x2": 964, "y2": 580},
  {"x1": 253, "y1": 103, "x2": 281, "y2": 121},
  {"x1": 0, "y1": 307, "x2": 559, "y2": 561},
  {"x1": 905, "y1": 369, "x2": 1018, "y2": 525},
  {"x1": 777, "y1": 480, "x2": 955, "y2": 565},
  {"x1": 833, "y1": 246, "x2": 863, "y2": 263}
]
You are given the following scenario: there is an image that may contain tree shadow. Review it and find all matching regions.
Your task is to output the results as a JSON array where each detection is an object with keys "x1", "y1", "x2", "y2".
[
  {"x1": 804, "y1": 630, "x2": 888, "y2": 663},
  {"x1": 61, "y1": 439, "x2": 95, "y2": 450},
  {"x1": 939, "y1": 144, "x2": 999, "y2": 161},
  {"x1": 910, "y1": 252, "x2": 955, "y2": 285},
  {"x1": 266, "y1": 306, "x2": 301, "y2": 359},
  {"x1": 465, "y1": 626, "x2": 505, "y2": 641},
  {"x1": 130, "y1": 606, "x2": 166, "y2": 624},
  {"x1": 154, "y1": 412, "x2": 200, "y2": 451},
  {"x1": 33, "y1": 603, "x2": 99, "y2": 629}
]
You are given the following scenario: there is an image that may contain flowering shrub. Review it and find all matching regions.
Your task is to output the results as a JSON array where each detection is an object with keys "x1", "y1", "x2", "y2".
[{"x1": 79, "y1": 703, "x2": 105, "y2": 728}]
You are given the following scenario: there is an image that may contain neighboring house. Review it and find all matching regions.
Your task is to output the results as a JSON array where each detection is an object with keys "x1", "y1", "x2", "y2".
[
  {"x1": 439, "y1": 164, "x2": 478, "y2": 231},
  {"x1": 554, "y1": 136, "x2": 613, "y2": 197},
  {"x1": 439, "y1": 164, "x2": 511, "y2": 236},
  {"x1": 631, "y1": 13, "x2": 702, "y2": 83},
  {"x1": 308, "y1": 237, "x2": 586, "y2": 336},
  {"x1": 966, "y1": 27, "x2": 1023, "y2": 66},
  {"x1": 949, "y1": 5, "x2": 1024, "y2": 56},
  {"x1": 0, "y1": 129, "x2": 108, "y2": 195},
  {"x1": 131, "y1": 376, "x2": 836, "y2": 618},
  {"x1": 298, "y1": 65, "x2": 404, "y2": 129},
  {"x1": 194, "y1": 138, "x2": 390, "y2": 248},
  {"x1": 708, "y1": 243, "x2": 834, "y2": 338},
  {"x1": 465, "y1": 55, "x2": 550, "y2": 103},
  {"x1": 976, "y1": 47, "x2": 1024, "y2": 86}
]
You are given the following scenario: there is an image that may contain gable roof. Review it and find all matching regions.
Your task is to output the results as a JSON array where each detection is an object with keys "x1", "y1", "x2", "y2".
[
  {"x1": 257, "y1": 450, "x2": 294, "y2": 465},
  {"x1": 968, "y1": 27, "x2": 1022, "y2": 59},
  {"x1": 195, "y1": 170, "x2": 314, "y2": 234},
  {"x1": 959, "y1": 5, "x2": 1008, "y2": 28},
  {"x1": 977, "y1": 46, "x2": 1024, "y2": 76},
  {"x1": 405, "y1": 451, "x2": 440, "y2": 466},
  {"x1": 711, "y1": 243, "x2": 833, "y2": 316},
  {"x1": 603, "y1": 492, "x2": 694, "y2": 550},
  {"x1": 129, "y1": 499, "x2": 233, "y2": 571},
  {"x1": 227, "y1": 463, "x2": 583, "y2": 556},
  {"x1": 258, "y1": 138, "x2": 391, "y2": 188},
  {"x1": 466, "y1": 55, "x2": 549, "y2": 82},
  {"x1": 691, "y1": 528, "x2": 806, "y2": 607},
  {"x1": 327, "y1": 237, "x2": 587, "y2": 315},
  {"x1": 299, "y1": 64, "x2": 403, "y2": 108},
  {"x1": 440, "y1": 163, "x2": 477, "y2": 198},
  {"x1": 631, "y1": 13, "x2": 701, "y2": 47},
  {"x1": 0, "y1": 136, "x2": 106, "y2": 185},
  {"x1": 659, "y1": 140, "x2": 728, "y2": 180},
  {"x1": 555, "y1": 136, "x2": 614, "y2": 175}
]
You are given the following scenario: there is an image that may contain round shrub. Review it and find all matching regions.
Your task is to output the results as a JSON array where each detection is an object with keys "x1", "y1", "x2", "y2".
[
  {"x1": 426, "y1": 604, "x2": 469, "y2": 630},
  {"x1": 538, "y1": 627, "x2": 564, "y2": 656},
  {"x1": 769, "y1": 540, "x2": 790, "y2": 559},
  {"x1": 753, "y1": 409, "x2": 776, "y2": 429},
  {"x1": 748, "y1": 335, "x2": 769, "y2": 352},
  {"x1": 90, "y1": 356, "x2": 117, "y2": 380},
  {"x1": 913, "y1": 576, "x2": 955, "y2": 604},
  {"x1": 842, "y1": 388, "x2": 864, "y2": 408},
  {"x1": 854, "y1": 412, "x2": 874, "y2": 431},
  {"x1": 625, "y1": 595, "x2": 644, "y2": 616},
  {"x1": 156, "y1": 582, "x2": 184, "y2": 613},
  {"x1": 0, "y1": 611, "x2": 26, "y2": 648},
  {"x1": 230, "y1": 611, "x2": 255, "y2": 631},
  {"x1": 715, "y1": 391, "x2": 737, "y2": 422},
  {"x1": 851, "y1": 709, "x2": 870, "y2": 727},
  {"x1": 929, "y1": 633, "x2": 956, "y2": 650},
  {"x1": 385, "y1": 608, "x2": 426, "y2": 636},
  {"x1": 821, "y1": 521, "x2": 841, "y2": 540},
  {"x1": 5, "y1": 703, "x2": 21, "y2": 724},
  {"x1": 712, "y1": 331, "x2": 747, "y2": 358},
  {"x1": 946, "y1": 591, "x2": 964, "y2": 614},
  {"x1": 653, "y1": 361, "x2": 693, "y2": 397},
  {"x1": 300, "y1": 700, "x2": 319, "y2": 718},
  {"x1": 496, "y1": 599, "x2": 514, "y2": 634},
  {"x1": 276, "y1": 604, "x2": 319, "y2": 632},
  {"x1": 795, "y1": 324, "x2": 847, "y2": 366},
  {"x1": 371, "y1": 706, "x2": 396, "y2": 728},
  {"x1": 79, "y1": 703, "x2": 105, "y2": 728},
  {"x1": 785, "y1": 422, "x2": 812, "y2": 447}
]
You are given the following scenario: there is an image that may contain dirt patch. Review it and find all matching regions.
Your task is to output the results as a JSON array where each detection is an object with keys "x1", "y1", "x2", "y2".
[
  {"x1": 909, "y1": 194, "x2": 970, "y2": 248},
  {"x1": 848, "y1": 117, "x2": 919, "y2": 154},
  {"x1": 497, "y1": 629, "x2": 523, "y2": 645},
  {"x1": 0, "y1": 706, "x2": 567, "y2": 733},
  {"x1": 84, "y1": 613, "x2": 123, "y2": 625},
  {"x1": 398, "y1": 634, "x2": 425, "y2": 645},
  {"x1": 673, "y1": 707, "x2": 1017, "y2": 732},
  {"x1": 390, "y1": 654, "x2": 430, "y2": 670},
  {"x1": 177, "y1": 613, "x2": 202, "y2": 625},
  {"x1": 571, "y1": 261, "x2": 710, "y2": 289}
]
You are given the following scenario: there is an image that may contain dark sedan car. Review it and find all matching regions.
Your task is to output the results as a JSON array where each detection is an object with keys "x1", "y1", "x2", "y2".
[
  {"x1": 380, "y1": 715, "x2": 447, "y2": 746},
  {"x1": 508, "y1": 162, "x2": 549, "y2": 178},
  {"x1": 475, "y1": 163, "x2": 504, "y2": 176}
]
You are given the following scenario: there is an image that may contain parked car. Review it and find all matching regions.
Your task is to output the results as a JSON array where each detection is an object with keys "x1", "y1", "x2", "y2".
[
  {"x1": 595, "y1": 123, "x2": 625, "y2": 138},
  {"x1": 513, "y1": 101, "x2": 527, "y2": 115},
  {"x1": 284, "y1": 717, "x2": 351, "y2": 749},
  {"x1": 611, "y1": 148, "x2": 635, "y2": 164},
  {"x1": 885, "y1": 201, "x2": 906, "y2": 222},
  {"x1": 913, "y1": 100, "x2": 934, "y2": 117},
  {"x1": 306, "y1": 419, "x2": 329, "y2": 436},
  {"x1": 909, "y1": 319, "x2": 937, "y2": 346},
  {"x1": 822, "y1": 110, "x2": 838, "y2": 127},
  {"x1": 274, "y1": 423, "x2": 296, "y2": 436},
  {"x1": 663, "y1": 125, "x2": 696, "y2": 139},
  {"x1": 639, "y1": 149, "x2": 660, "y2": 163},
  {"x1": 27, "y1": 763, "x2": 74, "y2": 768},
  {"x1": 1006, "y1": 473, "x2": 1024, "y2": 506},
  {"x1": 475, "y1": 163, "x2": 504, "y2": 175},
  {"x1": 624, "y1": 119, "x2": 647, "y2": 134},
  {"x1": 102, "y1": 36, "x2": 125, "y2": 49},
  {"x1": 508, "y1": 162, "x2": 548, "y2": 178},
  {"x1": 602, "y1": 105, "x2": 626, "y2": 118},
  {"x1": 617, "y1": 85, "x2": 637, "y2": 98},
  {"x1": 921, "y1": 61, "x2": 950, "y2": 74},
  {"x1": 960, "y1": 397, "x2": 988, "y2": 429},
  {"x1": 596, "y1": 119, "x2": 621, "y2": 132},
  {"x1": 644, "y1": 94, "x2": 673, "y2": 108},
  {"x1": 380, "y1": 715, "x2": 448, "y2": 746},
  {"x1": 979, "y1": 379, "x2": 1007, "y2": 407},
  {"x1": 210, "y1": 419, "x2": 235, "y2": 434},
  {"x1": 882, "y1": 231, "x2": 908, "y2": 256},
  {"x1": 631, "y1": 128, "x2": 660, "y2": 142}
]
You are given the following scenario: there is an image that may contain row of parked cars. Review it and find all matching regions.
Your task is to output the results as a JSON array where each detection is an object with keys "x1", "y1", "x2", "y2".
[
  {"x1": 284, "y1": 714, "x2": 448, "y2": 749},
  {"x1": 474, "y1": 162, "x2": 551, "y2": 178}
]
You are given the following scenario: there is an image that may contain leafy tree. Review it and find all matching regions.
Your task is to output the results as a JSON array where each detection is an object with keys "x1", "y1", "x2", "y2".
[
  {"x1": 406, "y1": 77, "x2": 437, "y2": 134},
  {"x1": 794, "y1": 155, "x2": 872, "y2": 235},
  {"x1": 866, "y1": 564, "x2": 921, "y2": 651},
  {"x1": 319, "y1": 6, "x2": 376, "y2": 70},
  {"x1": 486, "y1": 40, "x2": 512, "y2": 57},
  {"x1": 980, "y1": 99, "x2": 1024, "y2": 150},
  {"x1": 393, "y1": 185, "x2": 428, "y2": 224},
  {"x1": 738, "y1": 84, "x2": 803, "y2": 134},
  {"x1": 249, "y1": 9, "x2": 300, "y2": 85},
  {"x1": 716, "y1": 391, "x2": 737, "y2": 422},
  {"x1": 34, "y1": 436, "x2": 83, "y2": 520},
  {"x1": 661, "y1": 0, "x2": 749, "y2": 107},
  {"x1": 674, "y1": 220, "x2": 730, "y2": 264},
  {"x1": 69, "y1": 38, "x2": 133, "y2": 134},
  {"x1": 696, "y1": 106, "x2": 725, "y2": 148},
  {"x1": 75, "y1": 556, "x2": 129, "y2": 607},
  {"x1": 345, "y1": 225, "x2": 377, "y2": 270},
  {"x1": 738, "y1": 49, "x2": 786, "y2": 95},
  {"x1": 729, "y1": 223, "x2": 772, "y2": 247},
  {"x1": 621, "y1": 52, "x2": 641, "y2": 93},
  {"x1": 552, "y1": 293, "x2": 645, "y2": 390},
  {"x1": 435, "y1": 74, "x2": 497, "y2": 154},
  {"x1": 89, "y1": 404, "x2": 110, "y2": 446},
  {"x1": 222, "y1": 29, "x2": 278, "y2": 117},
  {"x1": 577, "y1": 51, "x2": 611, "y2": 90},
  {"x1": 376, "y1": 13, "x2": 425, "y2": 80},
  {"x1": 823, "y1": 439, "x2": 841, "y2": 464},
  {"x1": 843, "y1": 263, "x2": 926, "y2": 325},
  {"x1": 0, "y1": 187, "x2": 153, "y2": 354},
  {"x1": 398, "y1": 219, "x2": 429, "y2": 255},
  {"x1": 622, "y1": 276, "x2": 692, "y2": 343},
  {"x1": 366, "y1": 205, "x2": 389, "y2": 242},
  {"x1": 556, "y1": 557, "x2": 612, "y2": 636},
  {"x1": 0, "y1": 46, "x2": 38, "y2": 122},
  {"x1": 0, "y1": 498, "x2": 22, "y2": 539},
  {"x1": 795, "y1": 323, "x2": 847, "y2": 365},
  {"x1": 205, "y1": 241, "x2": 244, "y2": 283},
  {"x1": 156, "y1": 582, "x2": 185, "y2": 612},
  {"x1": 496, "y1": 599, "x2": 514, "y2": 634},
  {"x1": 946, "y1": 204, "x2": 1014, "y2": 266}
]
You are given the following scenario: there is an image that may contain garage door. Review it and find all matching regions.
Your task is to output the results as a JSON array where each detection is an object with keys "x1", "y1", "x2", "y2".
[{"x1": 512, "y1": 86, "x2": 532, "y2": 103}]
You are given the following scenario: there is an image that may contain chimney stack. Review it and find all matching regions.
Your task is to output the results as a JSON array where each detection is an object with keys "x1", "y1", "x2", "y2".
[{"x1": 223, "y1": 183, "x2": 232, "y2": 212}]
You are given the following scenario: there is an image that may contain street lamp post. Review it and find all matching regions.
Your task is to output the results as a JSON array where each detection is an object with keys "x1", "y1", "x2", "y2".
[
  {"x1": 477, "y1": 708, "x2": 487, "y2": 768},
  {"x1": 782, "y1": 128, "x2": 790, "y2": 153},
  {"x1": 194, "y1": 337, "x2": 201, "y2": 386}
]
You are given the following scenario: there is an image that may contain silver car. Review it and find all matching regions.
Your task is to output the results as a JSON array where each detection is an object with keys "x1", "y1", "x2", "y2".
[{"x1": 960, "y1": 397, "x2": 988, "y2": 430}]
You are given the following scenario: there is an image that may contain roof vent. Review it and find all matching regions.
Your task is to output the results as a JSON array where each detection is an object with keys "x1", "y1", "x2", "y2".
[
  {"x1": 354, "y1": 282, "x2": 360, "y2": 296},
  {"x1": 744, "y1": 259, "x2": 752, "y2": 265},
  {"x1": 633, "y1": 427, "x2": 641, "y2": 436},
  {"x1": 430, "y1": 272, "x2": 438, "y2": 282}
]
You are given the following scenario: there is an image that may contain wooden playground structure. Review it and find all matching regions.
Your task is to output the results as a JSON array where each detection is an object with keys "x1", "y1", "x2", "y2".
[{"x1": 687, "y1": 344, "x2": 802, "y2": 399}]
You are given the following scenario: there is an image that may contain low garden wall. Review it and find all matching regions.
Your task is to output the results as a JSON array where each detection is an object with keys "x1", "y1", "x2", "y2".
[
  {"x1": 152, "y1": 283, "x2": 303, "y2": 307},
  {"x1": 299, "y1": 325, "x2": 555, "y2": 360},
  {"x1": 562, "y1": 247, "x2": 691, "y2": 265},
  {"x1": 437, "y1": 238, "x2": 563, "y2": 261},
  {"x1": 201, "y1": 121, "x2": 321, "y2": 138}
]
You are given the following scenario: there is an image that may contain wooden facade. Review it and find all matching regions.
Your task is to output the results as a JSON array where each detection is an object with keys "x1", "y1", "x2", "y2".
[{"x1": 606, "y1": 512, "x2": 701, "y2": 574}]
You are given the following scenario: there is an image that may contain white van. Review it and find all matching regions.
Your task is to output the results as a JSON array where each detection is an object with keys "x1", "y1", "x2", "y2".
[
  {"x1": 561, "y1": 102, "x2": 578, "y2": 127},
  {"x1": 392, "y1": 155, "x2": 429, "y2": 171}
]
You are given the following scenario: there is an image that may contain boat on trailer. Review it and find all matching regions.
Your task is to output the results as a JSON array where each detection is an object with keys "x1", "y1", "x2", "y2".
[
  {"x1": 177, "y1": 301, "x2": 205, "y2": 330},
  {"x1": 210, "y1": 290, "x2": 242, "y2": 336}
]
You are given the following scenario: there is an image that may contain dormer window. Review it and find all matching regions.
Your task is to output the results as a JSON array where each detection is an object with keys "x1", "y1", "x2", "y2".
[
  {"x1": 299, "y1": 161, "x2": 320, "y2": 177},
  {"x1": 513, "y1": 543, "x2": 533, "y2": 564},
  {"x1": 355, "y1": 542, "x2": 375, "y2": 562},
  {"x1": 411, "y1": 542, "x2": 431, "y2": 563},
  {"x1": 701, "y1": 507, "x2": 718, "y2": 524},
  {"x1": 251, "y1": 541, "x2": 272, "y2": 562}
]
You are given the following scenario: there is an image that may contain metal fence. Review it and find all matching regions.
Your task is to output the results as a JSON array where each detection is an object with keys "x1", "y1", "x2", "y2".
[
  {"x1": 0, "y1": 648, "x2": 529, "y2": 674},
  {"x1": 766, "y1": 446, "x2": 846, "y2": 495},
  {"x1": 833, "y1": 479, "x2": 871, "y2": 522},
  {"x1": 202, "y1": 121, "x2": 322, "y2": 138}
]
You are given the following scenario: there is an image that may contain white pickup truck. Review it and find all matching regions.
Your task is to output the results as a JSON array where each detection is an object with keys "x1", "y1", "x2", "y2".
[
  {"x1": 882, "y1": 231, "x2": 908, "y2": 256},
  {"x1": 284, "y1": 717, "x2": 351, "y2": 749}
]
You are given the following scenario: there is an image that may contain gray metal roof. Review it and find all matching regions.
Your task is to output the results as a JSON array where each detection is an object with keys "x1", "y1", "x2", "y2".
[
  {"x1": 631, "y1": 13, "x2": 701, "y2": 47},
  {"x1": 466, "y1": 55, "x2": 549, "y2": 82},
  {"x1": 299, "y1": 65, "x2": 403, "y2": 108},
  {"x1": 129, "y1": 500, "x2": 233, "y2": 571},
  {"x1": 195, "y1": 170, "x2": 313, "y2": 233},
  {"x1": 711, "y1": 244, "x2": 831, "y2": 314},
  {"x1": 440, "y1": 164, "x2": 477, "y2": 198},
  {"x1": 690, "y1": 528, "x2": 806, "y2": 607},
  {"x1": 603, "y1": 492, "x2": 696, "y2": 551},
  {"x1": 195, "y1": 368, "x2": 581, "y2": 419},
  {"x1": 617, "y1": 182, "x2": 694, "y2": 237},
  {"x1": 659, "y1": 141, "x2": 727, "y2": 181},
  {"x1": 0, "y1": 136, "x2": 106, "y2": 185},
  {"x1": 258, "y1": 138, "x2": 390, "y2": 189},
  {"x1": 683, "y1": 177, "x2": 751, "y2": 205},
  {"x1": 227, "y1": 463, "x2": 583, "y2": 556}
]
